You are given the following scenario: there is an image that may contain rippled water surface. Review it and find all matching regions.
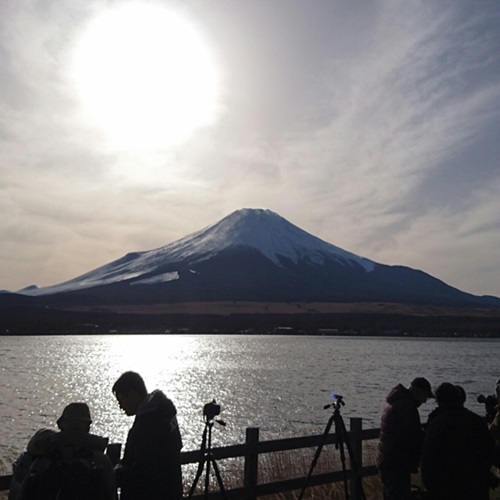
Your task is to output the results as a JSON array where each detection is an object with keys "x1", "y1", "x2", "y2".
[{"x1": 1, "y1": 335, "x2": 499, "y2": 465}]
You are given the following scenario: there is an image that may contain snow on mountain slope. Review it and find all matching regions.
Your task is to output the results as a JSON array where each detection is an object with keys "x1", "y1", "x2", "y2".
[
  {"x1": 19, "y1": 208, "x2": 376, "y2": 296},
  {"x1": 153, "y1": 208, "x2": 376, "y2": 270}
]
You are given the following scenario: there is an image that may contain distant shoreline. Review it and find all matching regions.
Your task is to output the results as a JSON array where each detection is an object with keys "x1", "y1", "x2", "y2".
[
  {"x1": 2, "y1": 299, "x2": 500, "y2": 336},
  {"x1": 52, "y1": 300, "x2": 500, "y2": 316}
]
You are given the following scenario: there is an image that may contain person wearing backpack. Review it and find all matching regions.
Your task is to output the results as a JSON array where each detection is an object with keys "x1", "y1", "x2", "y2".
[
  {"x1": 421, "y1": 383, "x2": 495, "y2": 500},
  {"x1": 113, "y1": 371, "x2": 183, "y2": 500},
  {"x1": 9, "y1": 402, "x2": 115, "y2": 500}
]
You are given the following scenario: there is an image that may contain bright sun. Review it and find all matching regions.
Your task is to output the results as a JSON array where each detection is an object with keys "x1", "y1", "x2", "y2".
[{"x1": 73, "y1": 3, "x2": 219, "y2": 150}]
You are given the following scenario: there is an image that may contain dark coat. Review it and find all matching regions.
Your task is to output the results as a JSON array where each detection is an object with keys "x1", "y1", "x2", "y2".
[
  {"x1": 117, "y1": 390, "x2": 183, "y2": 500},
  {"x1": 377, "y1": 384, "x2": 424, "y2": 473},
  {"x1": 421, "y1": 406, "x2": 495, "y2": 500},
  {"x1": 9, "y1": 429, "x2": 115, "y2": 500}
]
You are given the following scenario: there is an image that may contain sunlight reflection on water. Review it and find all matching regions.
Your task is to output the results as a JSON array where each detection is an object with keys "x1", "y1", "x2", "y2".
[{"x1": 1, "y1": 335, "x2": 499, "y2": 464}]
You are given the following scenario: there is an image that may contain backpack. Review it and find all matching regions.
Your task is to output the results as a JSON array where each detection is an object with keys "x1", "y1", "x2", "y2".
[{"x1": 19, "y1": 446, "x2": 108, "y2": 500}]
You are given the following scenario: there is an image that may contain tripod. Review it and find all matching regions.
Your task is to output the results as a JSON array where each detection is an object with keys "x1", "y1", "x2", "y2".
[
  {"x1": 298, "y1": 395, "x2": 365, "y2": 500},
  {"x1": 188, "y1": 413, "x2": 227, "y2": 499}
]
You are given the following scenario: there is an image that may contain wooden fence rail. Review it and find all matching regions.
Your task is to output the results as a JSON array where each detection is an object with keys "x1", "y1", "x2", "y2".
[{"x1": 0, "y1": 418, "x2": 380, "y2": 499}]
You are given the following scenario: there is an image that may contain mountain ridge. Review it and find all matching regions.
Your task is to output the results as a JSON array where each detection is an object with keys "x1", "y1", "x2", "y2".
[
  {"x1": 19, "y1": 208, "x2": 377, "y2": 296},
  {"x1": 11, "y1": 208, "x2": 500, "y2": 308}
]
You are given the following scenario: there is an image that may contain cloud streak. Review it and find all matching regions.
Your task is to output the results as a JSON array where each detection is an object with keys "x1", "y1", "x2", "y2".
[{"x1": 1, "y1": 0, "x2": 500, "y2": 297}]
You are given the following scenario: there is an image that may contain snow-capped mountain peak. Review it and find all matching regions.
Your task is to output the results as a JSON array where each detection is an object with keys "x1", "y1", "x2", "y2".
[
  {"x1": 20, "y1": 208, "x2": 375, "y2": 296},
  {"x1": 170, "y1": 208, "x2": 375, "y2": 271}
]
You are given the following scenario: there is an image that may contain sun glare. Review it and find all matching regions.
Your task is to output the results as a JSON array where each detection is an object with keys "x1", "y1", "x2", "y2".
[{"x1": 73, "y1": 3, "x2": 219, "y2": 150}]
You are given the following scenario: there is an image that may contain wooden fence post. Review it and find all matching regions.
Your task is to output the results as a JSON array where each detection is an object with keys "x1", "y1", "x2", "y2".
[
  {"x1": 243, "y1": 427, "x2": 259, "y2": 500},
  {"x1": 349, "y1": 417, "x2": 363, "y2": 500}
]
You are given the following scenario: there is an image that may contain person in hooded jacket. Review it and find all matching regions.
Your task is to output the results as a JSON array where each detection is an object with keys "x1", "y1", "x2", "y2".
[
  {"x1": 376, "y1": 377, "x2": 433, "y2": 500},
  {"x1": 113, "y1": 371, "x2": 183, "y2": 500}
]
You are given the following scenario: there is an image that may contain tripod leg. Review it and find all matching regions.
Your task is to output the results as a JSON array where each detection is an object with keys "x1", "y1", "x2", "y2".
[
  {"x1": 188, "y1": 425, "x2": 209, "y2": 499},
  {"x1": 204, "y1": 455, "x2": 211, "y2": 499},
  {"x1": 298, "y1": 413, "x2": 336, "y2": 500},
  {"x1": 188, "y1": 454, "x2": 207, "y2": 499},
  {"x1": 335, "y1": 414, "x2": 366, "y2": 500},
  {"x1": 210, "y1": 456, "x2": 228, "y2": 500},
  {"x1": 335, "y1": 430, "x2": 350, "y2": 499}
]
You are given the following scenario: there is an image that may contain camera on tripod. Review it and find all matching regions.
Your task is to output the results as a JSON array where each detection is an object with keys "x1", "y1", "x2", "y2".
[
  {"x1": 203, "y1": 400, "x2": 221, "y2": 421},
  {"x1": 189, "y1": 399, "x2": 227, "y2": 499},
  {"x1": 324, "y1": 393, "x2": 346, "y2": 411},
  {"x1": 300, "y1": 391, "x2": 366, "y2": 500}
]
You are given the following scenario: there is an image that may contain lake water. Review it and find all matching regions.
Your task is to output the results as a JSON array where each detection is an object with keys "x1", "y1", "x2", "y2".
[{"x1": 1, "y1": 335, "x2": 499, "y2": 470}]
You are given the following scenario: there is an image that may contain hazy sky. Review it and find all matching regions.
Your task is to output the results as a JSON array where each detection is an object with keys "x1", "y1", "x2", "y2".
[{"x1": 2, "y1": 0, "x2": 500, "y2": 297}]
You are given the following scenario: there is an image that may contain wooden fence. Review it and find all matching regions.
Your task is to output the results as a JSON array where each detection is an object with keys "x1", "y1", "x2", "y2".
[{"x1": 0, "y1": 418, "x2": 380, "y2": 499}]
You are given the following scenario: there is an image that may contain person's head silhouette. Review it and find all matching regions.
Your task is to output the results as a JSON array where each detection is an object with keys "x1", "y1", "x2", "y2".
[
  {"x1": 113, "y1": 371, "x2": 148, "y2": 416},
  {"x1": 56, "y1": 402, "x2": 92, "y2": 432}
]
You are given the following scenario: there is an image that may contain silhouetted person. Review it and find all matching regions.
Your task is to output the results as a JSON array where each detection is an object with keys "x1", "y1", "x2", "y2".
[
  {"x1": 488, "y1": 380, "x2": 500, "y2": 444},
  {"x1": 421, "y1": 382, "x2": 495, "y2": 500},
  {"x1": 112, "y1": 371, "x2": 183, "y2": 500},
  {"x1": 488, "y1": 380, "x2": 500, "y2": 469},
  {"x1": 426, "y1": 383, "x2": 466, "y2": 424},
  {"x1": 9, "y1": 402, "x2": 114, "y2": 500},
  {"x1": 377, "y1": 377, "x2": 433, "y2": 500},
  {"x1": 455, "y1": 384, "x2": 467, "y2": 405}
]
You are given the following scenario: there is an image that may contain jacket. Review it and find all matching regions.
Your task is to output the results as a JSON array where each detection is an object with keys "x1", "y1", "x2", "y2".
[
  {"x1": 421, "y1": 406, "x2": 495, "y2": 500},
  {"x1": 376, "y1": 384, "x2": 424, "y2": 472},
  {"x1": 116, "y1": 390, "x2": 183, "y2": 500},
  {"x1": 9, "y1": 429, "x2": 115, "y2": 500}
]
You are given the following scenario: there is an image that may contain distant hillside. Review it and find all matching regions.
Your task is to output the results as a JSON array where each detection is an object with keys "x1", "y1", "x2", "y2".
[{"x1": 2, "y1": 294, "x2": 500, "y2": 336}]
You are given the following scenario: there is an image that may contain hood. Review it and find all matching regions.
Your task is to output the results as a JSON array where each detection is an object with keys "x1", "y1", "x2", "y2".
[
  {"x1": 26, "y1": 428, "x2": 57, "y2": 455},
  {"x1": 386, "y1": 383, "x2": 414, "y2": 404},
  {"x1": 51, "y1": 431, "x2": 109, "y2": 452},
  {"x1": 137, "y1": 389, "x2": 177, "y2": 419},
  {"x1": 27, "y1": 429, "x2": 108, "y2": 455}
]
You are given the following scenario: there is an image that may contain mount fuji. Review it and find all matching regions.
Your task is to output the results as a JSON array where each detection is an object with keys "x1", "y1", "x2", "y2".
[{"x1": 16, "y1": 208, "x2": 500, "y2": 307}]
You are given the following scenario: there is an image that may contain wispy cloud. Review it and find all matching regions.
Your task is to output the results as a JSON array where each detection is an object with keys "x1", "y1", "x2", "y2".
[{"x1": 1, "y1": 1, "x2": 500, "y2": 295}]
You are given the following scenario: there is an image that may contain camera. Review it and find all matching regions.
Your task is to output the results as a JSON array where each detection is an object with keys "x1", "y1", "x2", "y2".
[
  {"x1": 324, "y1": 393, "x2": 346, "y2": 410},
  {"x1": 203, "y1": 400, "x2": 221, "y2": 420}
]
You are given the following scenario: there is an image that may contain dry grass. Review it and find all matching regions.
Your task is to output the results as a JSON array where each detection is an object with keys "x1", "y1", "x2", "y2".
[
  {"x1": 185, "y1": 439, "x2": 385, "y2": 499},
  {"x1": 184, "y1": 441, "x2": 500, "y2": 500},
  {"x1": 256, "y1": 448, "x2": 383, "y2": 500}
]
